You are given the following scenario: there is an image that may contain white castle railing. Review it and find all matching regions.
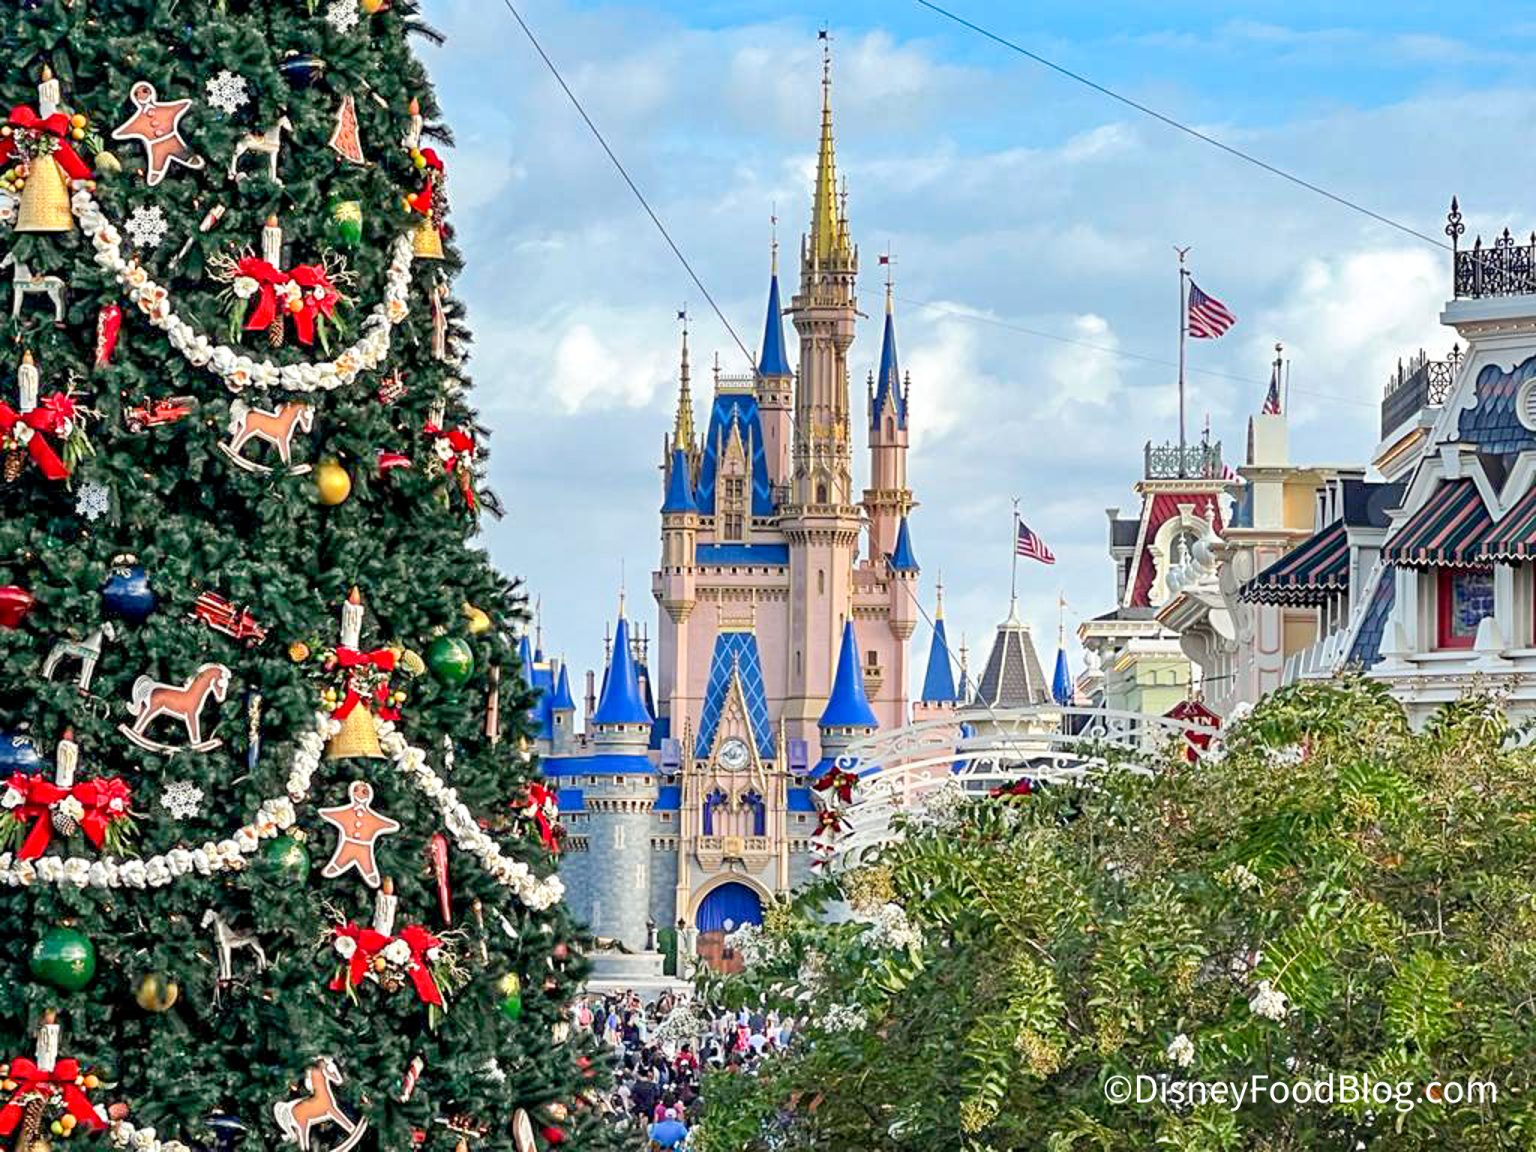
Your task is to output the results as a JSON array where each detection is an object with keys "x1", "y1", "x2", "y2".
[{"x1": 822, "y1": 706, "x2": 1214, "y2": 865}]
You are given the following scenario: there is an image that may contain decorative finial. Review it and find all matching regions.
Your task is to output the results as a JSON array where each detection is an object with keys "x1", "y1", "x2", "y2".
[
  {"x1": 1446, "y1": 196, "x2": 1465, "y2": 251},
  {"x1": 770, "y1": 205, "x2": 778, "y2": 274},
  {"x1": 935, "y1": 573, "x2": 945, "y2": 620}
]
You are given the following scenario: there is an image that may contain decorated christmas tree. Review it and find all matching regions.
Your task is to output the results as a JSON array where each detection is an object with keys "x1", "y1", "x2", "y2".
[{"x1": 0, "y1": 3, "x2": 594, "y2": 1151}]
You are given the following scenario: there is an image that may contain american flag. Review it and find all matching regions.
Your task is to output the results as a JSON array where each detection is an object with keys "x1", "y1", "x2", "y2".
[
  {"x1": 1016, "y1": 520, "x2": 1055, "y2": 565},
  {"x1": 1262, "y1": 360, "x2": 1282, "y2": 415},
  {"x1": 1187, "y1": 282, "x2": 1236, "y2": 339}
]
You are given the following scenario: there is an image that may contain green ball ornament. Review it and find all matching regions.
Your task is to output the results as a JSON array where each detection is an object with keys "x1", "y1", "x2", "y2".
[
  {"x1": 426, "y1": 635, "x2": 475, "y2": 689},
  {"x1": 30, "y1": 926, "x2": 96, "y2": 992},
  {"x1": 328, "y1": 197, "x2": 363, "y2": 248},
  {"x1": 261, "y1": 835, "x2": 311, "y2": 883},
  {"x1": 498, "y1": 973, "x2": 523, "y2": 1021}
]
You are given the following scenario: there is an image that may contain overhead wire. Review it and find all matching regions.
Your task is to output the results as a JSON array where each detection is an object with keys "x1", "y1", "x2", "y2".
[
  {"x1": 913, "y1": 0, "x2": 1452, "y2": 253},
  {"x1": 495, "y1": 0, "x2": 758, "y2": 373}
]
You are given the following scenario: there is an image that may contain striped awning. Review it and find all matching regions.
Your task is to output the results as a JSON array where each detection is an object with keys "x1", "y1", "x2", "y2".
[
  {"x1": 1382, "y1": 480, "x2": 1492, "y2": 568},
  {"x1": 1469, "y1": 483, "x2": 1536, "y2": 562},
  {"x1": 1241, "y1": 520, "x2": 1349, "y2": 605}
]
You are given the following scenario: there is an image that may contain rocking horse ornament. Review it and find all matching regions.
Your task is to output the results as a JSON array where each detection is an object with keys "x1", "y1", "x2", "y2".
[
  {"x1": 273, "y1": 1059, "x2": 369, "y2": 1152},
  {"x1": 219, "y1": 400, "x2": 314, "y2": 474},
  {"x1": 118, "y1": 662, "x2": 231, "y2": 752},
  {"x1": 230, "y1": 115, "x2": 294, "y2": 186}
]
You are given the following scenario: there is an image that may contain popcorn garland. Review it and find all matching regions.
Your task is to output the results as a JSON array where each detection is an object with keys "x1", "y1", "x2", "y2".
[
  {"x1": 73, "y1": 187, "x2": 415, "y2": 395},
  {"x1": 0, "y1": 713, "x2": 566, "y2": 911}
]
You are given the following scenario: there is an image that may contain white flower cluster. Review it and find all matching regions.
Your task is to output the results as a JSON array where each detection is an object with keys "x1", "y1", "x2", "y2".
[
  {"x1": 0, "y1": 711, "x2": 562, "y2": 909},
  {"x1": 858, "y1": 902, "x2": 923, "y2": 952},
  {"x1": 1220, "y1": 863, "x2": 1261, "y2": 893},
  {"x1": 111, "y1": 1122, "x2": 190, "y2": 1152},
  {"x1": 820, "y1": 1002, "x2": 869, "y2": 1033},
  {"x1": 910, "y1": 777, "x2": 973, "y2": 832},
  {"x1": 1166, "y1": 1032, "x2": 1196, "y2": 1068},
  {"x1": 653, "y1": 994, "x2": 706, "y2": 1046},
  {"x1": 1248, "y1": 980, "x2": 1289, "y2": 1022},
  {"x1": 796, "y1": 950, "x2": 828, "y2": 999},
  {"x1": 73, "y1": 187, "x2": 416, "y2": 395},
  {"x1": 723, "y1": 921, "x2": 784, "y2": 968}
]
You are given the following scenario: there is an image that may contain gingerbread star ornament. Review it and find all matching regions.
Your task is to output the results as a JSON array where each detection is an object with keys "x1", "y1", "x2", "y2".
[
  {"x1": 319, "y1": 780, "x2": 400, "y2": 888},
  {"x1": 111, "y1": 80, "x2": 205, "y2": 187}
]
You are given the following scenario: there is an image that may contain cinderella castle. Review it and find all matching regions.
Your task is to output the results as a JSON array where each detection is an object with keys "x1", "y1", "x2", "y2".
[{"x1": 528, "y1": 46, "x2": 1057, "y2": 965}]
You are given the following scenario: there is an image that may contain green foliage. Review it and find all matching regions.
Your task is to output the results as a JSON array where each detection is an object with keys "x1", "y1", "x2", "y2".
[
  {"x1": 693, "y1": 679, "x2": 1536, "y2": 1149},
  {"x1": 0, "y1": 2, "x2": 605, "y2": 1149}
]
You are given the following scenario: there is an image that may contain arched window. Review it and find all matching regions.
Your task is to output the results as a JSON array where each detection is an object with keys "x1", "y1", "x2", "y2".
[
  {"x1": 816, "y1": 481, "x2": 828, "y2": 505},
  {"x1": 885, "y1": 416, "x2": 894, "y2": 438},
  {"x1": 817, "y1": 569, "x2": 826, "y2": 596},
  {"x1": 742, "y1": 790, "x2": 766, "y2": 836},
  {"x1": 702, "y1": 787, "x2": 728, "y2": 836}
]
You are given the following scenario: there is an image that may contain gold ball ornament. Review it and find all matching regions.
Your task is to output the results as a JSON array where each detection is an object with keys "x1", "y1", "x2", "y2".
[
  {"x1": 70, "y1": 114, "x2": 87, "y2": 129},
  {"x1": 314, "y1": 459, "x2": 352, "y2": 505},
  {"x1": 462, "y1": 603, "x2": 492, "y2": 634},
  {"x1": 134, "y1": 972, "x2": 179, "y2": 1013},
  {"x1": 361, "y1": 0, "x2": 389, "y2": 11},
  {"x1": 288, "y1": 641, "x2": 311, "y2": 662}
]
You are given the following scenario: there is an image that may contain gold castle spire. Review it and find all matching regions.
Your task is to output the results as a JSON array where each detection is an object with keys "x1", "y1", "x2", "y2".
[
  {"x1": 673, "y1": 309, "x2": 695, "y2": 452},
  {"x1": 810, "y1": 33, "x2": 850, "y2": 266}
]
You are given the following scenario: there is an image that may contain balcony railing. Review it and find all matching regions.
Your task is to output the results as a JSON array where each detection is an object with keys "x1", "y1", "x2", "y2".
[
  {"x1": 1380, "y1": 345, "x2": 1460, "y2": 437},
  {"x1": 1448, "y1": 198, "x2": 1536, "y2": 299},
  {"x1": 1143, "y1": 440, "x2": 1223, "y2": 480}
]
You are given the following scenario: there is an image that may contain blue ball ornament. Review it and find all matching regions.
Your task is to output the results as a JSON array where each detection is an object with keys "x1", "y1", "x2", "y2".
[
  {"x1": 279, "y1": 53, "x2": 328, "y2": 89},
  {"x1": 0, "y1": 732, "x2": 42, "y2": 775},
  {"x1": 101, "y1": 556, "x2": 156, "y2": 624}
]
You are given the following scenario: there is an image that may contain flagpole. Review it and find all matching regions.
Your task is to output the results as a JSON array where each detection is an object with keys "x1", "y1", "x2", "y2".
[
  {"x1": 1010, "y1": 498, "x2": 1020, "y2": 613},
  {"x1": 1176, "y1": 247, "x2": 1190, "y2": 478}
]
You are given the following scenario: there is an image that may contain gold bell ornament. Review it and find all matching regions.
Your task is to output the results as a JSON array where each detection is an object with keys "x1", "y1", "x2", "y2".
[
  {"x1": 324, "y1": 588, "x2": 386, "y2": 761},
  {"x1": 14, "y1": 152, "x2": 73, "y2": 233},
  {"x1": 406, "y1": 143, "x2": 446, "y2": 261},
  {"x1": 5, "y1": 68, "x2": 92, "y2": 234}
]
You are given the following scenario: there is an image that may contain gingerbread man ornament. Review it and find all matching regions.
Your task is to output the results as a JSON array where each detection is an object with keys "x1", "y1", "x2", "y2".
[
  {"x1": 112, "y1": 80, "x2": 206, "y2": 187},
  {"x1": 319, "y1": 780, "x2": 400, "y2": 889}
]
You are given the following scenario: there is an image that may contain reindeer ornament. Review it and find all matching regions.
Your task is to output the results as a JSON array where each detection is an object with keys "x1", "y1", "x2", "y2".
[
  {"x1": 219, "y1": 400, "x2": 313, "y2": 474},
  {"x1": 273, "y1": 1059, "x2": 369, "y2": 1152},
  {"x1": 118, "y1": 662, "x2": 230, "y2": 752}
]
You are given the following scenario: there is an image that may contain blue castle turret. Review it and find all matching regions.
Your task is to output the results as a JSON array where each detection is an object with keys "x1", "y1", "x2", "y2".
[
  {"x1": 920, "y1": 584, "x2": 959, "y2": 704},
  {"x1": 814, "y1": 620, "x2": 879, "y2": 777}
]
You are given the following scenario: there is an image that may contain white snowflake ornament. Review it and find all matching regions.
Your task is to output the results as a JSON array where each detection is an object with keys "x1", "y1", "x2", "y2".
[
  {"x1": 326, "y1": 0, "x2": 361, "y2": 32},
  {"x1": 205, "y1": 70, "x2": 250, "y2": 116},
  {"x1": 160, "y1": 781, "x2": 204, "y2": 821},
  {"x1": 75, "y1": 481, "x2": 111, "y2": 522},
  {"x1": 125, "y1": 205, "x2": 169, "y2": 249}
]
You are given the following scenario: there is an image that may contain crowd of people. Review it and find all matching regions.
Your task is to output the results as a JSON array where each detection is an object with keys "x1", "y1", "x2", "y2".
[{"x1": 571, "y1": 989, "x2": 798, "y2": 1148}]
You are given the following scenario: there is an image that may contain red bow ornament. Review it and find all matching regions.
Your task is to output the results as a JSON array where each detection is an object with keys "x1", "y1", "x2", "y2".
[
  {"x1": 2, "y1": 772, "x2": 133, "y2": 859},
  {"x1": 0, "y1": 106, "x2": 94, "y2": 182},
  {"x1": 330, "y1": 923, "x2": 445, "y2": 1007},
  {"x1": 812, "y1": 766, "x2": 859, "y2": 805},
  {"x1": 424, "y1": 421, "x2": 477, "y2": 510},
  {"x1": 230, "y1": 258, "x2": 343, "y2": 347},
  {"x1": 514, "y1": 783, "x2": 561, "y2": 853},
  {"x1": 0, "y1": 1058, "x2": 105, "y2": 1137},
  {"x1": 330, "y1": 646, "x2": 399, "y2": 720},
  {"x1": 0, "y1": 396, "x2": 75, "y2": 481}
]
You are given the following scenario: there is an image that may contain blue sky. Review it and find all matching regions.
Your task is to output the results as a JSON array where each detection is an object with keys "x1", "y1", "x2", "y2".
[{"x1": 419, "y1": 0, "x2": 1536, "y2": 706}]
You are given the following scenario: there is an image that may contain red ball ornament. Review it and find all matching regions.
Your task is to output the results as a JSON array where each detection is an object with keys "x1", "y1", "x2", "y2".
[
  {"x1": 0, "y1": 586, "x2": 35, "y2": 629},
  {"x1": 541, "y1": 1127, "x2": 566, "y2": 1146}
]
